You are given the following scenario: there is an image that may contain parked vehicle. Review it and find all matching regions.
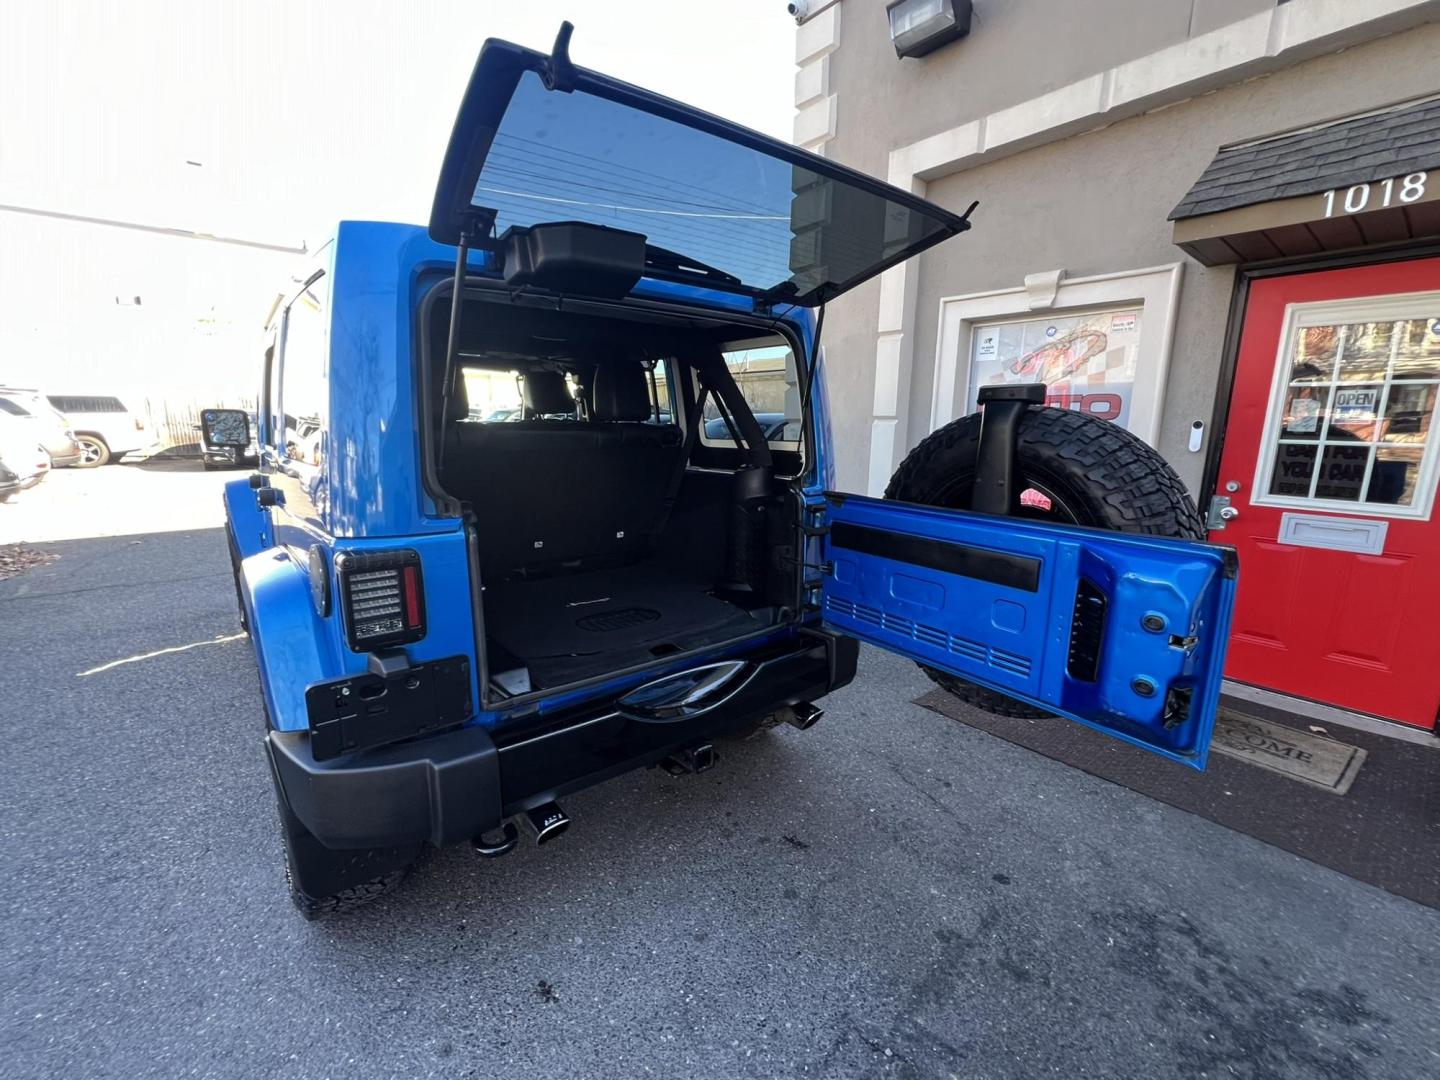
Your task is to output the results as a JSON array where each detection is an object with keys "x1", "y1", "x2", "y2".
[
  {"x1": 704, "y1": 412, "x2": 799, "y2": 443},
  {"x1": 0, "y1": 412, "x2": 50, "y2": 489},
  {"x1": 0, "y1": 390, "x2": 82, "y2": 467},
  {"x1": 0, "y1": 456, "x2": 20, "y2": 503},
  {"x1": 43, "y1": 393, "x2": 150, "y2": 467},
  {"x1": 222, "y1": 26, "x2": 1238, "y2": 919}
]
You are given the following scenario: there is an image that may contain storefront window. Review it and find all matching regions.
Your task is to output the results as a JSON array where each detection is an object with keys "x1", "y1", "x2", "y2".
[
  {"x1": 1262, "y1": 314, "x2": 1440, "y2": 511},
  {"x1": 967, "y1": 308, "x2": 1142, "y2": 431}
]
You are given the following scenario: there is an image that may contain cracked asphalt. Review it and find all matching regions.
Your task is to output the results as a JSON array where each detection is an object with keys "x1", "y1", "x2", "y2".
[{"x1": 4, "y1": 526, "x2": 1439, "y2": 1079}]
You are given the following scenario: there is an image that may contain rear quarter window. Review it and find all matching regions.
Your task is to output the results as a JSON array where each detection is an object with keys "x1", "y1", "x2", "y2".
[{"x1": 698, "y1": 342, "x2": 801, "y2": 451}]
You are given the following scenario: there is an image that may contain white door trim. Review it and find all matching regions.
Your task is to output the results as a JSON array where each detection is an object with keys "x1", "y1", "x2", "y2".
[{"x1": 931, "y1": 263, "x2": 1184, "y2": 446}]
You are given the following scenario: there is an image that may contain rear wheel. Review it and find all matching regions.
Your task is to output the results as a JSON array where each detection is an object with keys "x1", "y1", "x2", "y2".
[
  {"x1": 266, "y1": 731, "x2": 420, "y2": 920},
  {"x1": 885, "y1": 407, "x2": 1203, "y2": 717},
  {"x1": 74, "y1": 435, "x2": 110, "y2": 468},
  {"x1": 225, "y1": 526, "x2": 249, "y2": 634},
  {"x1": 275, "y1": 794, "x2": 417, "y2": 921}
]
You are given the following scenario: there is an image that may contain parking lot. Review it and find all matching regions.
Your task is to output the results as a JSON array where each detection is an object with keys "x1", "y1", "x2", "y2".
[
  {"x1": 2, "y1": 469, "x2": 1438, "y2": 1079},
  {"x1": 0, "y1": 461, "x2": 231, "y2": 546}
]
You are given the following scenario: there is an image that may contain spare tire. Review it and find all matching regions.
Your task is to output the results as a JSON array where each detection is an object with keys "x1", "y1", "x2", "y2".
[{"x1": 885, "y1": 407, "x2": 1203, "y2": 718}]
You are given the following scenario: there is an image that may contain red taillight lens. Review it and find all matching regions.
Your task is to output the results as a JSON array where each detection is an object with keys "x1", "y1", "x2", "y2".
[
  {"x1": 334, "y1": 549, "x2": 426, "y2": 651},
  {"x1": 402, "y1": 565, "x2": 421, "y2": 629}
]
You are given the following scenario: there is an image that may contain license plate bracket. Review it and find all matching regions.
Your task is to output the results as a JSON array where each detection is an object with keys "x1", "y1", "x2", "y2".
[{"x1": 305, "y1": 655, "x2": 472, "y2": 762}]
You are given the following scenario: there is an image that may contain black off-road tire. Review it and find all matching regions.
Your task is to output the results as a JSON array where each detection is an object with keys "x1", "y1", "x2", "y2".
[
  {"x1": 273, "y1": 781, "x2": 418, "y2": 921},
  {"x1": 885, "y1": 407, "x2": 1204, "y2": 718},
  {"x1": 225, "y1": 525, "x2": 249, "y2": 634},
  {"x1": 276, "y1": 812, "x2": 414, "y2": 921}
]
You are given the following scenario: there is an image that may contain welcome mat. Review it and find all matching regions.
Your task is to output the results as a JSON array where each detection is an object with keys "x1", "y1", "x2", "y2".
[
  {"x1": 1211, "y1": 710, "x2": 1367, "y2": 794},
  {"x1": 915, "y1": 687, "x2": 1440, "y2": 909}
]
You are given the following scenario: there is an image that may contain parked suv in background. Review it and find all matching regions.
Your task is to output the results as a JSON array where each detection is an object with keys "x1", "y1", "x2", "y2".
[
  {"x1": 0, "y1": 412, "x2": 50, "y2": 489},
  {"x1": 0, "y1": 390, "x2": 81, "y2": 468},
  {"x1": 43, "y1": 394, "x2": 150, "y2": 466},
  {"x1": 222, "y1": 26, "x2": 1238, "y2": 919}
]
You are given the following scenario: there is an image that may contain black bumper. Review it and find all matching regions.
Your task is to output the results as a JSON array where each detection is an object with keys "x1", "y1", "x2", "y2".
[{"x1": 268, "y1": 630, "x2": 858, "y2": 851}]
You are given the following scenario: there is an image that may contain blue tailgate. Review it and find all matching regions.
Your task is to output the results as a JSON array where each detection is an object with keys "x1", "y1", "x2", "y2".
[{"x1": 820, "y1": 494, "x2": 1238, "y2": 769}]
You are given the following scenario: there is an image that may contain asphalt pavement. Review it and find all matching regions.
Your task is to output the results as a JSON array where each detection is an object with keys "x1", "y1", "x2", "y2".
[{"x1": 4, "y1": 526, "x2": 1439, "y2": 1080}]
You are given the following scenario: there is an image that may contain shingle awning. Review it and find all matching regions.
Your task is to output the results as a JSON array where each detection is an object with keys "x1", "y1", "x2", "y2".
[{"x1": 1171, "y1": 96, "x2": 1440, "y2": 265}]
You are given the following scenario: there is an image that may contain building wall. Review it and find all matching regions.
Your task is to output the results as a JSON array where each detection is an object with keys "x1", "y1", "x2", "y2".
[{"x1": 812, "y1": 0, "x2": 1440, "y2": 492}]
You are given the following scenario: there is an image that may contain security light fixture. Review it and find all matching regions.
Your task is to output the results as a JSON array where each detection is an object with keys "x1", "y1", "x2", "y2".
[{"x1": 887, "y1": 0, "x2": 971, "y2": 59}]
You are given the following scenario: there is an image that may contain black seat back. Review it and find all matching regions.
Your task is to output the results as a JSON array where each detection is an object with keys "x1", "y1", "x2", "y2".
[{"x1": 444, "y1": 361, "x2": 684, "y2": 579}]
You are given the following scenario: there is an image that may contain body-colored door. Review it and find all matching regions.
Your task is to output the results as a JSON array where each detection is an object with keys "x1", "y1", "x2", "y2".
[{"x1": 1210, "y1": 259, "x2": 1440, "y2": 728}]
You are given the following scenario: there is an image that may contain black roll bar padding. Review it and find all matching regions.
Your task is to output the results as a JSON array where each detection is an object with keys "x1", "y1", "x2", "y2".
[{"x1": 971, "y1": 383, "x2": 1047, "y2": 516}]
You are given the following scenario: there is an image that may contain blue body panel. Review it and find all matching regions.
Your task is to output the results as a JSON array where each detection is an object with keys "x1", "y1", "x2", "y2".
[
  {"x1": 227, "y1": 218, "x2": 1233, "y2": 768},
  {"x1": 223, "y1": 476, "x2": 272, "y2": 557},
  {"x1": 820, "y1": 495, "x2": 1237, "y2": 769},
  {"x1": 230, "y1": 221, "x2": 820, "y2": 736}
]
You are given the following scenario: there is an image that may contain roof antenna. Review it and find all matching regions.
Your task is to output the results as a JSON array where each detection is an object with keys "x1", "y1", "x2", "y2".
[{"x1": 544, "y1": 22, "x2": 576, "y2": 92}]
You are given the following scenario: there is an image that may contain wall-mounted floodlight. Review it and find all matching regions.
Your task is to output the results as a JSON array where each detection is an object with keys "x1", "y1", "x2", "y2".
[{"x1": 887, "y1": 0, "x2": 971, "y2": 58}]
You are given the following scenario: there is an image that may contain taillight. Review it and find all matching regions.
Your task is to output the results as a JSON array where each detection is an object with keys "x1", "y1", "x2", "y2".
[
  {"x1": 333, "y1": 549, "x2": 426, "y2": 651},
  {"x1": 134, "y1": 417, "x2": 146, "y2": 431}
]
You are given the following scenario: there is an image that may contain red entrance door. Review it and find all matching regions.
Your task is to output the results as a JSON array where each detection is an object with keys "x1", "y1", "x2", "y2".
[{"x1": 1211, "y1": 259, "x2": 1440, "y2": 728}]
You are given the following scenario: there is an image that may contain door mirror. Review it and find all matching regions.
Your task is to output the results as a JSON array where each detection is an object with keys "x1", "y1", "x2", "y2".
[{"x1": 201, "y1": 408, "x2": 251, "y2": 448}]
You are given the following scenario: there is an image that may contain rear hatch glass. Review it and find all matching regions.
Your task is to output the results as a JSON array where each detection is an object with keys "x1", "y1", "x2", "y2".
[{"x1": 430, "y1": 34, "x2": 970, "y2": 306}]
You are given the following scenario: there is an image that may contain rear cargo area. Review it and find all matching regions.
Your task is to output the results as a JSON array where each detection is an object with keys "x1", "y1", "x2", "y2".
[
  {"x1": 429, "y1": 292, "x2": 802, "y2": 701},
  {"x1": 484, "y1": 559, "x2": 772, "y2": 691}
]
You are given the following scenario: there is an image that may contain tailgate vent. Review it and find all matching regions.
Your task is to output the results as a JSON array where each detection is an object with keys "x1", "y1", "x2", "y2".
[{"x1": 1066, "y1": 578, "x2": 1107, "y2": 682}]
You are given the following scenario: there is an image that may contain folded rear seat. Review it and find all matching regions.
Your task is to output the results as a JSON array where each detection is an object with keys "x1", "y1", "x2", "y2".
[{"x1": 446, "y1": 364, "x2": 683, "y2": 579}]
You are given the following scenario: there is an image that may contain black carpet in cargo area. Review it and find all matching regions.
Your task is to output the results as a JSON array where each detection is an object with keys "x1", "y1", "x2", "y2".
[
  {"x1": 917, "y1": 687, "x2": 1440, "y2": 910},
  {"x1": 485, "y1": 563, "x2": 764, "y2": 690}
]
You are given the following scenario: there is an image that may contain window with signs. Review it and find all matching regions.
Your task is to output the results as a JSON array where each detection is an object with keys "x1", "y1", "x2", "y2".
[
  {"x1": 698, "y1": 340, "x2": 802, "y2": 448},
  {"x1": 967, "y1": 308, "x2": 1143, "y2": 430},
  {"x1": 1258, "y1": 305, "x2": 1440, "y2": 516}
]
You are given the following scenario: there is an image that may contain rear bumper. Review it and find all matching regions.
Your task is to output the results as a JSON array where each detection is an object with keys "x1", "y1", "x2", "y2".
[
  {"x1": 268, "y1": 630, "x2": 858, "y2": 850},
  {"x1": 48, "y1": 450, "x2": 82, "y2": 468}
]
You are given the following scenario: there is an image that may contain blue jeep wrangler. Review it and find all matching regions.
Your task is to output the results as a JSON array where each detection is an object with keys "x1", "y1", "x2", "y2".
[{"x1": 215, "y1": 27, "x2": 1237, "y2": 918}]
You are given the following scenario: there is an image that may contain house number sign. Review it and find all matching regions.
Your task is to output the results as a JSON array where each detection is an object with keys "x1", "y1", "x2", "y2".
[{"x1": 1321, "y1": 172, "x2": 1427, "y2": 217}]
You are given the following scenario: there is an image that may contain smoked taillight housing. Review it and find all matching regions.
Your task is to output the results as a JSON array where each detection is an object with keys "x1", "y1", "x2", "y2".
[{"x1": 334, "y1": 549, "x2": 426, "y2": 651}]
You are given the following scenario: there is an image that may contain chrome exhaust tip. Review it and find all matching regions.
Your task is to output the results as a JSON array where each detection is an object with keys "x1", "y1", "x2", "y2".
[
  {"x1": 785, "y1": 702, "x2": 824, "y2": 731},
  {"x1": 523, "y1": 802, "x2": 570, "y2": 845}
]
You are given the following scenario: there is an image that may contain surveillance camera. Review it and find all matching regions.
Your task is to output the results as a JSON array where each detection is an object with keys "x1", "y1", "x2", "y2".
[{"x1": 787, "y1": 1, "x2": 812, "y2": 23}]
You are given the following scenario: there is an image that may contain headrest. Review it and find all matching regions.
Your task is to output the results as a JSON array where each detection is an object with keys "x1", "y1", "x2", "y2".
[
  {"x1": 521, "y1": 370, "x2": 575, "y2": 417},
  {"x1": 592, "y1": 361, "x2": 653, "y2": 422}
]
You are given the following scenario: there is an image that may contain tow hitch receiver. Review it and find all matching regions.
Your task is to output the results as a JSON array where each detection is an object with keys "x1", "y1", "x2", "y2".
[{"x1": 661, "y1": 743, "x2": 718, "y2": 775}]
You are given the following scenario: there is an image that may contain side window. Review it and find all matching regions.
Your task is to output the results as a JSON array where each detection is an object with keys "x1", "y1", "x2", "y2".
[
  {"x1": 698, "y1": 340, "x2": 801, "y2": 449},
  {"x1": 279, "y1": 274, "x2": 329, "y2": 466},
  {"x1": 644, "y1": 358, "x2": 675, "y2": 425}
]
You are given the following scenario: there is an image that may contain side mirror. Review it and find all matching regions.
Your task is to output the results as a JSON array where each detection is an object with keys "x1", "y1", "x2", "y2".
[{"x1": 201, "y1": 408, "x2": 251, "y2": 448}]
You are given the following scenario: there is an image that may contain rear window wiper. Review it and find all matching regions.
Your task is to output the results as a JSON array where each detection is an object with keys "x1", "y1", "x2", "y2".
[{"x1": 643, "y1": 244, "x2": 744, "y2": 288}]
